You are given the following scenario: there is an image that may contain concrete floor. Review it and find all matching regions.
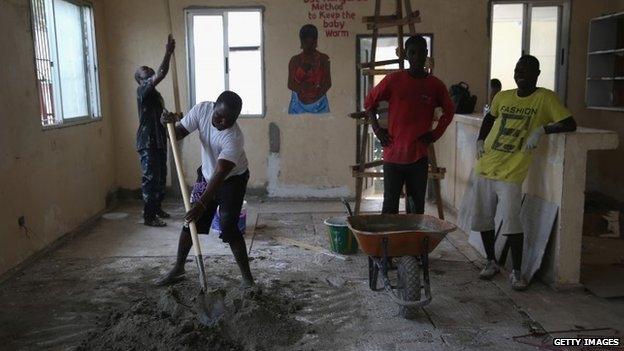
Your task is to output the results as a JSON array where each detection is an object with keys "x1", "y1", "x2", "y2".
[{"x1": 0, "y1": 198, "x2": 623, "y2": 350}]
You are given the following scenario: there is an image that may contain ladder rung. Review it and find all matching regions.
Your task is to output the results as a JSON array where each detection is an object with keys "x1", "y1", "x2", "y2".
[
  {"x1": 361, "y1": 15, "x2": 398, "y2": 24},
  {"x1": 351, "y1": 160, "x2": 384, "y2": 170},
  {"x1": 352, "y1": 171, "x2": 446, "y2": 179},
  {"x1": 353, "y1": 171, "x2": 384, "y2": 178},
  {"x1": 429, "y1": 167, "x2": 446, "y2": 174},
  {"x1": 362, "y1": 69, "x2": 402, "y2": 76},
  {"x1": 367, "y1": 11, "x2": 420, "y2": 30},
  {"x1": 359, "y1": 59, "x2": 403, "y2": 68},
  {"x1": 349, "y1": 108, "x2": 388, "y2": 119}
]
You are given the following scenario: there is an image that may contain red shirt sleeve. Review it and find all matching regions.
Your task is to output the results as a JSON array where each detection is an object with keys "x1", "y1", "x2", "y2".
[
  {"x1": 431, "y1": 79, "x2": 455, "y2": 141},
  {"x1": 364, "y1": 73, "x2": 394, "y2": 111}
]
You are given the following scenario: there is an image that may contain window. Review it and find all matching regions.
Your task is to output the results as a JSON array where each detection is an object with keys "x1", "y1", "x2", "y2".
[
  {"x1": 30, "y1": 0, "x2": 101, "y2": 127},
  {"x1": 187, "y1": 9, "x2": 264, "y2": 116},
  {"x1": 489, "y1": 1, "x2": 570, "y2": 100}
]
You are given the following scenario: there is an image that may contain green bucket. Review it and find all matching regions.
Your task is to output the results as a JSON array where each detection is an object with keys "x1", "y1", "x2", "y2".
[{"x1": 324, "y1": 217, "x2": 359, "y2": 254}]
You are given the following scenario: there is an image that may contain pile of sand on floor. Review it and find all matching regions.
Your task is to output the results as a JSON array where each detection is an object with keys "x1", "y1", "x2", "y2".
[{"x1": 77, "y1": 282, "x2": 306, "y2": 351}]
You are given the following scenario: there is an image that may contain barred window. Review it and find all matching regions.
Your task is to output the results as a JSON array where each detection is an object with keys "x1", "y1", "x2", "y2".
[{"x1": 30, "y1": 0, "x2": 101, "y2": 127}]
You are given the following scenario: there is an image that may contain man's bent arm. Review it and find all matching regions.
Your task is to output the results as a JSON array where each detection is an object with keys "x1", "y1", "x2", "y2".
[
  {"x1": 161, "y1": 112, "x2": 189, "y2": 141},
  {"x1": 151, "y1": 35, "x2": 175, "y2": 87},
  {"x1": 366, "y1": 109, "x2": 381, "y2": 131},
  {"x1": 431, "y1": 86, "x2": 456, "y2": 141},
  {"x1": 197, "y1": 159, "x2": 236, "y2": 206},
  {"x1": 477, "y1": 113, "x2": 496, "y2": 141},
  {"x1": 544, "y1": 116, "x2": 577, "y2": 134},
  {"x1": 171, "y1": 123, "x2": 189, "y2": 141}
]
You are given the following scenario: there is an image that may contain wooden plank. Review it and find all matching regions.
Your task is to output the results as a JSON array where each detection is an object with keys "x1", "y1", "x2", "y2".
[
  {"x1": 362, "y1": 68, "x2": 402, "y2": 76},
  {"x1": 349, "y1": 108, "x2": 388, "y2": 119},
  {"x1": 361, "y1": 14, "x2": 397, "y2": 23},
  {"x1": 350, "y1": 160, "x2": 384, "y2": 170},
  {"x1": 396, "y1": 0, "x2": 404, "y2": 70},
  {"x1": 363, "y1": 10, "x2": 419, "y2": 23},
  {"x1": 359, "y1": 58, "x2": 402, "y2": 68},
  {"x1": 404, "y1": 0, "x2": 416, "y2": 35},
  {"x1": 356, "y1": 0, "x2": 381, "y2": 215},
  {"x1": 370, "y1": 0, "x2": 381, "y2": 64},
  {"x1": 357, "y1": 126, "x2": 369, "y2": 166},
  {"x1": 428, "y1": 173, "x2": 445, "y2": 180},
  {"x1": 354, "y1": 173, "x2": 364, "y2": 213},
  {"x1": 355, "y1": 120, "x2": 370, "y2": 214},
  {"x1": 429, "y1": 166, "x2": 446, "y2": 173},
  {"x1": 428, "y1": 144, "x2": 445, "y2": 219},
  {"x1": 366, "y1": 11, "x2": 420, "y2": 30},
  {"x1": 352, "y1": 171, "x2": 445, "y2": 179},
  {"x1": 353, "y1": 171, "x2": 384, "y2": 178}
]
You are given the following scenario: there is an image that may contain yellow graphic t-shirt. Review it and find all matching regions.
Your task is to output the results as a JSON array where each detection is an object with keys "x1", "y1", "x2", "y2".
[{"x1": 474, "y1": 88, "x2": 571, "y2": 183}]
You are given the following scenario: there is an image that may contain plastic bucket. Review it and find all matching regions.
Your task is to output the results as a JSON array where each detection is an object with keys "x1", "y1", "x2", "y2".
[
  {"x1": 211, "y1": 201, "x2": 247, "y2": 234},
  {"x1": 324, "y1": 216, "x2": 358, "y2": 254}
]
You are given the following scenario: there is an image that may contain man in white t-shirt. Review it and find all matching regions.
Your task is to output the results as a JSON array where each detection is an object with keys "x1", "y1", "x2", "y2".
[{"x1": 156, "y1": 91, "x2": 253, "y2": 288}]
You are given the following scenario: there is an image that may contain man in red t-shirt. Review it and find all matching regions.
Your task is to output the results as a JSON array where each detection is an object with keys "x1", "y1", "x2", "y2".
[{"x1": 364, "y1": 35, "x2": 454, "y2": 214}]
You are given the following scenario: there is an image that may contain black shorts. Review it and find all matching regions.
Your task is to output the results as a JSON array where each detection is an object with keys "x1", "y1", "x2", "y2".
[{"x1": 186, "y1": 167, "x2": 249, "y2": 243}]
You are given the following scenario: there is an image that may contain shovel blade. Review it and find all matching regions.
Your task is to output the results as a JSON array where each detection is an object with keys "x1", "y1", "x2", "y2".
[{"x1": 196, "y1": 289, "x2": 226, "y2": 326}]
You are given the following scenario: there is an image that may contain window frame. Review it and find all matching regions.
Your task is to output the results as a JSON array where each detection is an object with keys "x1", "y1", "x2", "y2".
[
  {"x1": 488, "y1": 0, "x2": 571, "y2": 102},
  {"x1": 29, "y1": 0, "x2": 102, "y2": 130},
  {"x1": 185, "y1": 7, "x2": 266, "y2": 118}
]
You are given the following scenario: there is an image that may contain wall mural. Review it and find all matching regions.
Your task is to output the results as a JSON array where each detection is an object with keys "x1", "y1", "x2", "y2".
[
  {"x1": 304, "y1": 0, "x2": 368, "y2": 37},
  {"x1": 288, "y1": 0, "x2": 368, "y2": 114},
  {"x1": 288, "y1": 24, "x2": 332, "y2": 114}
]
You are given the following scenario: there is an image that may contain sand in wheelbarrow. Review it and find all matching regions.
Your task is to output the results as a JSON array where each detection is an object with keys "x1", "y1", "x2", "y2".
[{"x1": 76, "y1": 280, "x2": 306, "y2": 351}]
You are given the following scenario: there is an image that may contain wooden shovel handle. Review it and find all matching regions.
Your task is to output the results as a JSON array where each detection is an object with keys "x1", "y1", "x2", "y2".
[{"x1": 166, "y1": 123, "x2": 203, "y2": 258}]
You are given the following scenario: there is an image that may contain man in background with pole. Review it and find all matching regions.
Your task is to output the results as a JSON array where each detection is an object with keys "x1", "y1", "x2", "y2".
[{"x1": 134, "y1": 35, "x2": 175, "y2": 227}]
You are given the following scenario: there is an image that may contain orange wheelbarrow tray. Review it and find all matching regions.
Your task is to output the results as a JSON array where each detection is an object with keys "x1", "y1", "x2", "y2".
[{"x1": 346, "y1": 214, "x2": 457, "y2": 315}]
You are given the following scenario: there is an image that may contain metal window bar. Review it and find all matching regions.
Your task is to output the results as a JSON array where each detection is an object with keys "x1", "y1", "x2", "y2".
[{"x1": 31, "y1": 0, "x2": 56, "y2": 126}]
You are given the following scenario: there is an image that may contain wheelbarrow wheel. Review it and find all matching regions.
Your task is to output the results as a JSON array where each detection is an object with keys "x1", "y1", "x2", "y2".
[{"x1": 397, "y1": 255, "x2": 421, "y2": 319}]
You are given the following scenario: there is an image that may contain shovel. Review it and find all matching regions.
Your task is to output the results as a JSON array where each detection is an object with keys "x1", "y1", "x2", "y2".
[
  {"x1": 163, "y1": 0, "x2": 224, "y2": 325},
  {"x1": 165, "y1": 120, "x2": 225, "y2": 326}
]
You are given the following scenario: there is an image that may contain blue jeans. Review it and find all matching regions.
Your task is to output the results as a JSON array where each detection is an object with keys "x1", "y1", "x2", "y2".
[{"x1": 139, "y1": 148, "x2": 167, "y2": 219}]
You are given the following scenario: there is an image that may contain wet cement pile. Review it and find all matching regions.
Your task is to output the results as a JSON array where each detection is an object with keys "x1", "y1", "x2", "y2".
[{"x1": 77, "y1": 281, "x2": 306, "y2": 351}]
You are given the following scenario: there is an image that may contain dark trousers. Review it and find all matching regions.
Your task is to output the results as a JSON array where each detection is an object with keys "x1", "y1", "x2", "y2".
[
  {"x1": 382, "y1": 158, "x2": 429, "y2": 214},
  {"x1": 139, "y1": 148, "x2": 167, "y2": 219},
  {"x1": 188, "y1": 168, "x2": 249, "y2": 243}
]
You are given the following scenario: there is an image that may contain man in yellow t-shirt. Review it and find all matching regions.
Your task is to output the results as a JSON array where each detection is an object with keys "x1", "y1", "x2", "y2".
[{"x1": 462, "y1": 55, "x2": 577, "y2": 290}]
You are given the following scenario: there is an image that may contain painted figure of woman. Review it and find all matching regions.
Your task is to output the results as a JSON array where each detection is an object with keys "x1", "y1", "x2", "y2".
[{"x1": 288, "y1": 24, "x2": 332, "y2": 114}]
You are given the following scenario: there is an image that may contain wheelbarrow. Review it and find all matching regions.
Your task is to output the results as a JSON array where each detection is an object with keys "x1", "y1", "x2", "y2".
[{"x1": 343, "y1": 202, "x2": 457, "y2": 319}]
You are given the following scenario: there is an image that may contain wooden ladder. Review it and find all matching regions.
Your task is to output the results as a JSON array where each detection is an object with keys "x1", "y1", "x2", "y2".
[{"x1": 349, "y1": 0, "x2": 446, "y2": 219}]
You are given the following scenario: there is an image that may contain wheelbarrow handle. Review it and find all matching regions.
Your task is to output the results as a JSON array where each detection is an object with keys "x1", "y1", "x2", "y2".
[{"x1": 340, "y1": 198, "x2": 353, "y2": 216}]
